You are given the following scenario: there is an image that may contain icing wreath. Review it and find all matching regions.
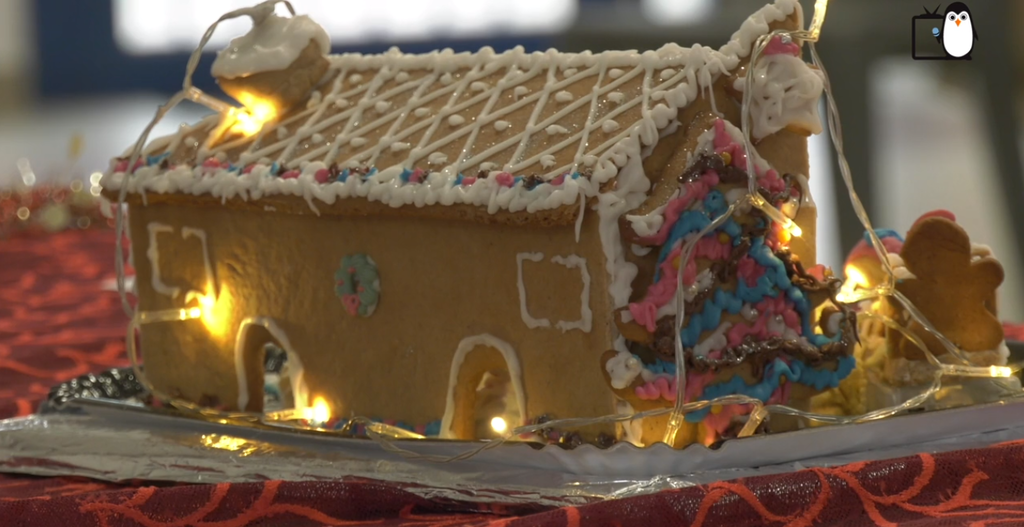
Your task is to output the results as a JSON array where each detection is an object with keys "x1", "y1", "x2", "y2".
[{"x1": 335, "y1": 254, "x2": 380, "y2": 317}]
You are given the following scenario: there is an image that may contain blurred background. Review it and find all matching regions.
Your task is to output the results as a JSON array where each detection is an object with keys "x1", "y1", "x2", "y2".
[{"x1": 1, "y1": 0, "x2": 1021, "y2": 320}]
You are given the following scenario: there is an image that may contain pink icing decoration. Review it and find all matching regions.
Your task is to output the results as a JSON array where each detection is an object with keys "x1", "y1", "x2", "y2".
[
  {"x1": 763, "y1": 35, "x2": 801, "y2": 57},
  {"x1": 637, "y1": 172, "x2": 720, "y2": 246},
  {"x1": 115, "y1": 158, "x2": 145, "y2": 173},
  {"x1": 409, "y1": 168, "x2": 425, "y2": 184},
  {"x1": 242, "y1": 165, "x2": 256, "y2": 175},
  {"x1": 495, "y1": 172, "x2": 514, "y2": 187},
  {"x1": 551, "y1": 173, "x2": 566, "y2": 186},
  {"x1": 201, "y1": 158, "x2": 221, "y2": 169},
  {"x1": 628, "y1": 236, "x2": 732, "y2": 332},
  {"x1": 726, "y1": 297, "x2": 802, "y2": 347},
  {"x1": 281, "y1": 170, "x2": 301, "y2": 180},
  {"x1": 341, "y1": 294, "x2": 361, "y2": 316},
  {"x1": 461, "y1": 176, "x2": 477, "y2": 186},
  {"x1": 736, "y1": 255, "x2": 764, "y2": 287},
  {"x1": 805, "y1": 264, "x2": 827, "y2": 282},
  {"x1": 712, "y1": 119, "x2": 786, "y2": 194},
  {"x1": 314, "y1": 168, "x2": 330, "y2": 183}
]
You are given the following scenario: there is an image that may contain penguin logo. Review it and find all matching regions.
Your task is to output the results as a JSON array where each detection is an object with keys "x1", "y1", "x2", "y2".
[{"x1": 937, "y1": 2, "x2": 977, "y2": 59}]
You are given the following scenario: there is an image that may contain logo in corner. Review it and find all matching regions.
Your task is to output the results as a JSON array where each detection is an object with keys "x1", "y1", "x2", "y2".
[{"x1": 912, "y1": 3, "x2": 979, "y2": 60}]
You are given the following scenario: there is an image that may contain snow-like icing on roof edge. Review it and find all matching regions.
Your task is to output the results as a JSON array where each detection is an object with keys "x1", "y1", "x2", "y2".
[{"x1": 102, "y1": 0, "x2": 804, "y2": 216}]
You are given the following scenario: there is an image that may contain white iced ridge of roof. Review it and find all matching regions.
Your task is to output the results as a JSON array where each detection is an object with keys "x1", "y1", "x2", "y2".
[{"x1": 104, "y1": 0, "x2": 801, "y2": 215}]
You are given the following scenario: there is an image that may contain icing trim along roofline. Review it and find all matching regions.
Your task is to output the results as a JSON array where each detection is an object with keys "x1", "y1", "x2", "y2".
[{"x1": 101, "y1": 0, "x2": 818, "y2": 217}]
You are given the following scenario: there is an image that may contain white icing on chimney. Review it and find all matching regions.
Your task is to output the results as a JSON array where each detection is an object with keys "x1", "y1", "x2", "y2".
[{"x1": 211, "y1": 3, "x2": 330, "y2": 79}]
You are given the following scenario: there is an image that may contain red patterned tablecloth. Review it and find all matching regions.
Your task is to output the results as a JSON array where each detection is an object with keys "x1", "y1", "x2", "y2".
[{"x1": 4, "y1": 228, "x2": 1024, "y2": 526}]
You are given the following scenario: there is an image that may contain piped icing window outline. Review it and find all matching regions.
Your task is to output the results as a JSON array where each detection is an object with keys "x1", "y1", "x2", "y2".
[
  {"x1": 145, "y1": 223, "x2": 217, "y2": 301},
  {"x1": 146, "y1": 223, "x2": 181, "y2": 299},
  {"x1": 550, "y1": 255, "x2": 593, "y2": 333},
  {"x1": 516, "y1": 252, "x2": 594, "y2": 333},
  {"x1": 515, "y1": 252, "x2": 551, "y2": 329}
]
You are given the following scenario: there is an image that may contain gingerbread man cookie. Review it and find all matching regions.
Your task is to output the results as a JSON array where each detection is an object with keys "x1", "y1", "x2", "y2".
[{"x1": 886, "y1": 215, "x2": 1004, "y2": 361}]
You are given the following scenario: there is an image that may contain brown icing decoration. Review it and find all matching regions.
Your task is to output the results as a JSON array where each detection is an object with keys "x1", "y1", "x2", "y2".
[{"x1": 890, "y1": 217, "x2": 1004, "y2": 360}]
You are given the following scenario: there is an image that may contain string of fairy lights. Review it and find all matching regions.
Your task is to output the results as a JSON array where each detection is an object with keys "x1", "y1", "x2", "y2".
[{"x1": 113, "y1": 0, "x2": 1020, "y2": 458}]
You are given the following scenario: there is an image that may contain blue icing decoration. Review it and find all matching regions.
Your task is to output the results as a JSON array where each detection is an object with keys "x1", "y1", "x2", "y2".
[
  {"x1": 454, "y1": 174, "x2": 464, "y2": 186},
  {"x1": 703, "y1": 190, "x2": 727, "y2": 217},
  {"x1": 571, "y1": 172, "x2": 580, "y2": 179},
  {"x1": 424, "y1": 420, "x2": 442, "y2": 437},
  {"x1": 514, "y1": 176, "x2": 523, "y2": 186},
  {"x1": 865, "y1": 228, "x2": 903, "y2": 246},
  {"x1": 270, "y1": 162, "x2": 280, "y2": 176},
  {"x1": 146, "y1": 152, "x2": 171, "y2": 166},
  {"x1": 339, "y1": 169, "x2": 350, "y2": 182},
  {"x1": 399, "y1": 168, "x2": 413, "y2": 183},
  {"x1": 685, "y1": 355, "x2": 856, "y2": 422}
]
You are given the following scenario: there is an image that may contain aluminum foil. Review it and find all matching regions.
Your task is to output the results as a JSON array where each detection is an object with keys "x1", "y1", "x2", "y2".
[{"x1": 2, "y1": 377, "x2": 1024, "y2": 504}]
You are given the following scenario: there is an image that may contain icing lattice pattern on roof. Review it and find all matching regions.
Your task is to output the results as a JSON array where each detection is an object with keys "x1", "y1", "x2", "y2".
[{"x1": 106, "y1": 0, "x2": 805, "y2": 214}]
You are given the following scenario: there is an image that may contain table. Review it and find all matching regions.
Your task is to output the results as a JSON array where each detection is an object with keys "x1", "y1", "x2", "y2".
[{"x1": 4, "y1": 228, "x2": 1024, "y2": 526}]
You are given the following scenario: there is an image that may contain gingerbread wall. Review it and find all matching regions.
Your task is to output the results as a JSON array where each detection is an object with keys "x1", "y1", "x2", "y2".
[{"x1": 128, "y1": 197, "x2": 616, "y2": 435}]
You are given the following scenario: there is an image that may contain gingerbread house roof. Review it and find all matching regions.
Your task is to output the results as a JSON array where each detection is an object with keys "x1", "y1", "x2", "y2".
[{"x1": 103, "y1": 0, "x2": 810, "y2": 216}]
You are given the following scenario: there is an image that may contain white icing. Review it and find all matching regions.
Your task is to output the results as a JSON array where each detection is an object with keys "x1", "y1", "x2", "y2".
[
  {"x1": 767, "y1": 314, "x2": 801, "y2": 341},
  {"x1": 563, "y1": 68, "x2": 578, "y2": 77},
  {"x1": 470, "y1": 81, "x2": 489, "y2": 92},
  {"x1": 733, "y1": 53, "x2": 824, "y2": 140},
  {"x1": 741, "y1": 304, "x2": 759, "y2": 322},
  {"x1": 515, "y1": 252, "x2": 551, "y2": 329},
  {"x1": 551, "y1": 255, "x2": 592, "y2": 333},
  {"x1": 574, "y1": 192, "x2": 586, "y2": 243},
  {"x1": 427, "y1": 152, "x2": 448, "y2": 165},
  {"x1": 395, "y1": 71, "x2": 410, "y2": 83},
  {"x1": 233, "y1": 316, "x2": 309, "y2": 412},
  {"x1": 146, "y1": 223, "x2": 180, "y2": 298},
  {"x1": 413, "y1": 107, "x2": 430, "y2": 118},
  {"x1": 607, "y1": 91, "x2": 625, "y2": 104},
  {"x1": 375, "y1": 101, "x2": 391, "y2": 113},
  {"x1": 540, "y1": 155, "x2": 557, "y2": 168},
  {"x1": 602, "y1": 120, "x2": 621, "y2": 133},
  {"x1": 448, "y1": 115, "x2": 465, "y2": 126},
  {"x1": 350, "y1": 137, "x2": 368, "y2": 147},
  {"x1": 631, "y1": 244, "x2": 652, "y2": 256},
  {"x1": 276, "y1": 126, "x2": 289, "y2": 140},
  {"x1": 826, "y1": 311, "x2": 843, "y2": 336},
  {"x1": 494, "y1": 120, "x2": 511, "y2": 132},
  {"x1": 211, "y1": 8, "x2": 330, "y2": 79},
  {"x1": 181, "y1": 227, "x2": 215, "y2": 293},
  {"x1": 606, "y1": 350, "x2": 642, "y2": 389},
  {"x1": 334, "y1": 98, "x2": 349, "y2": 109},
  {"x1": 349, "y1": 73, "x2": 363, "y2": 84},
  {"x1": 616, "y1": 399, "x2": 643, "y2": 446},
  {"x1": 311, "y1": 133, "x2": 324, "y2": 143},
  {"x1": 888, "y1": 253, "x2": 917, "y2": 280},
  {"x1": 513, "y1": 86, "x2": 529, "y2": 100},
  {"x1": 306, "y1": 90, "x2": 322, "y2": 109},
  {"x1": 608, "y1": 68, "x2": 623, "y2": 79},
  {"x1": 554, "y1": 90, "x2": 573, "y2": 103},
  {"x1": 971, "y1": 243, "x2": 994, "y2": 261},
  {"x1": 545, "y1": 124, "x2": 569, "y2": 135},
  {"x1": 439, "y1": 334, "x2": 526, "y2": 439},
  {"x1": 694, "y1": 321, "x2": 732, "y2": 356},
  {"x1": 660, "y1": 68, "x2": 677, "y2": 79},
  {"x1": 389, "y1": 142, "x2": 410, "y2": 152}
]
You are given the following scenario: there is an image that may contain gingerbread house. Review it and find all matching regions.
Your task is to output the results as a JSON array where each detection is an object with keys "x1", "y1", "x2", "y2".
[{"x1": 102, "y1": 0, "x2": 852, "y2": 447}]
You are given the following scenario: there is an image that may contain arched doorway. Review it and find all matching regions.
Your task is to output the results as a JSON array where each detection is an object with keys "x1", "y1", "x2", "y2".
[
  {"x1": 439, "y1": 335, "x2": 526, "y2": 440},
  {"x1": 233, "y1": 317, "x2": 309, "y2": 413}
]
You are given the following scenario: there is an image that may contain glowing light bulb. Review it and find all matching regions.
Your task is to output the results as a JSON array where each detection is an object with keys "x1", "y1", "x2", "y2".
[
  {"x1": 808, "y1": 0, "x2": 829, "y2": 42},
  {"x1": 837, "y1": 265, "x2": 867, "y2": 304},
  {"x1": 989, "y1": 365, "x2": 1014, "y2": 378},
  {"x1": 785, "y1": 220, "x2": 802, "y2": 238},
  {"x1": 310, "y1": 397, "x2": 331, "y2": 424},
  {"x1": 228, "y1": 92, "x2": 277, "y2": 137},
  {"x1": 490, "y1": 416, "x2": 508, "y2": 434}
]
